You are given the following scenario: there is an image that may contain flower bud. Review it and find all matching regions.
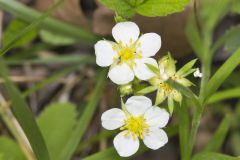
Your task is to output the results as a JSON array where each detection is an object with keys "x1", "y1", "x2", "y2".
[{"x1": 119, "y1": 83, "x2": 133, "y2": 97}]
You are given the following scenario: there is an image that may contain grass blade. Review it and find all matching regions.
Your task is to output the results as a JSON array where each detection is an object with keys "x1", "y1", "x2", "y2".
[
  {"x1": 204, "y1": 115, "x2": 231, "y2": 152},
  {"x1": 0, "y1": 0, "x2": 65, "y2": 56},
  {"x1": 193, "y1": 152, "x2": 239, "y2": 160},
  {"x1": 208, "y1": 87, "x2": 240, "y2": 104},
  {"x1": 0, "y1": 0, "x2": 98, "y2": 44},
  {"x1": 204, "y1": 48, "x2": 240, "y2": 103},
  {"x1": 0, "y1": 60, "x2": 50, "y2": 160}
]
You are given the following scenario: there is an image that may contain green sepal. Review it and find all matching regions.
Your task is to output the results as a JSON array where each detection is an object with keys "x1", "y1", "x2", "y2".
[
  {"x1": 176, "y1": 59, "x2": 197, "y2": 77},
  {"x1": 145, "y1": 63, "x2": 159, "y2": 75},
  {"x1": 119, "y1": 83, "x2": 133, "y2": 97},
  {"x1": 136, "y1": 86, "x2": 158, "y2": 95},
  {"x1": 168, "y1": 96, "x2": 174, "y2": 115},
  {"x1": 155, "y1": 88, "x2": 167, "y2": 105},
  {"x1": 158, "y1": 53, "x2": 176, "y2": 76}
]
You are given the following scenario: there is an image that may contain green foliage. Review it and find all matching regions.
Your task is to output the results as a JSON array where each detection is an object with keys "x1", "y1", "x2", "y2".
[
  {"x1": 99, "y1": 0, "x2": 135, "y2": 18},
  {"x1": 168, "y1": 97, "x2": 174, "y2": 115},
  {"x1": 135, "y1": 0, "x2": 191, "y2": 17},
  {"x1": 201, "y1": 0, "x2": 232, "y2": 34},
  {"x1": 39, "y1": 30, "x2": 77, "y2": 46},
  {"x1": 145, "y1": 63, "x2": 159, "y2": 75},
  {"x1": 0, "y1": 0, "x2": 98, "y2": 45},
  {"x1": 208, "y1": 87, "x2": 240, "y2": 104},
  {"x1": 0, "y1": 61, "x2": 50, "y2": 160},
  {"x1": 0, "y1": 136, "x2": 26, "y2": 160},
  {"x1": 58, "y1": 70, "x2": 107, "y2": 160},
  {"x1": 212, "y1": 25, "x2": 240, "y2": 53},
  {"x1": 176, "y1": 59, "x2": 197, "y2": 77},
  {"x1": 193, "y1": 152, "x2": 239, "y2": 160},
  {"x1": 100, "y1": 0, "x2": 191, "y2": 18},
  {"x1": 224, "y1": 26, "x2": 240, "y2": 53},
  {"x1": 83, "y1": 148, "x2": 124, "y2": 160},
  {"x1": 204, "y1": 49, "x2": 240, "y2": 103},
  {"x1": 37, "y1": 103, "x2": 77, "y2": 160},
  {"x1": 204, "y1": 115, "x2": 231, "y2": 152},
  {"x1": 3, "y1": 19, "x2": 37, "y2": 48},
  {"x1": 231, "y1": 0, "x2": 240, "y2": 14},
  {"x1": 231, "y1": 132, "x2": 240, "y2": 156},
  {"x1": 176, "y1": 102, "x2": 190, "y2": 160}
]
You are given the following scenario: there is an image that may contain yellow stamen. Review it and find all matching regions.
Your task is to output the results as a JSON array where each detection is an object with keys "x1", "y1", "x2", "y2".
[{"x1": 121, "y1": 115, "x2": 149, "y2": 140}]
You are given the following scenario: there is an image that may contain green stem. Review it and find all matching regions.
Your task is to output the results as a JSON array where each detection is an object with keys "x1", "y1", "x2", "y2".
[
  {"x1": 187, "y1": 33, "x2": 213, "y2": 160},
  {"x1": 0, "y1": 96, "x2": 35, "y2": 160}
]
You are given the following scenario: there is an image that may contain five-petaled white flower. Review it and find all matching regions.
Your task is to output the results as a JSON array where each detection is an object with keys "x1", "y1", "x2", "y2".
[
  {"x1": 101, "y1": 96, "x2": 169, "y2": 157},
  {"x1": 95, "y1": 21, "x2": 161, "y2": 85}
]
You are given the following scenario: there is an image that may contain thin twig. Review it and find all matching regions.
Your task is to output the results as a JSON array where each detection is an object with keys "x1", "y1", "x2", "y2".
[{"x1": 0, "y1": 94, "x2": 35, "y2": 160}]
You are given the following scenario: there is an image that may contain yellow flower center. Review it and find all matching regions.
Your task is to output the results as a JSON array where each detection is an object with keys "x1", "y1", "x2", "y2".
[
  {"x1": 112, "y1": 40, "x2": 142, "y2": 67},
  {"x1": 160, "y1": 82, "x2": 173, "y2": 95},
  {"x1": 118, "y1": 47, "x2": 136, "y2": 62},
  {"x1": 120, "y1": 115, "x2": 149, "y2": 140}
]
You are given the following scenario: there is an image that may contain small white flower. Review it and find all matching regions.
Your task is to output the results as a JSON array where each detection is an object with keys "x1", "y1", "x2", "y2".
[
  {"x1": 193, "y1": 68, "x2": 202, "y2": 78},
  {"x1": 101, "y1": 96, "x2": 169, "y2": 157},
  {"x1": 95, "y1": 21, "x2": 161, "y2": 85}
]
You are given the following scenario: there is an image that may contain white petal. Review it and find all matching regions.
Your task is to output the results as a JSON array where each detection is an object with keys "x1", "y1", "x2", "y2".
[
  {"x1": 125, "y1": 96, "x2": 152, "y2": 116},
  {"x1": 108, "y1": 63, "x2": 134, "y2": 85},
  {"x1": 94, "y1": 40, "x2": 118, "y2": 67},
  {"x1": 144, "y1": 106, "x2": 170, "y2": 128},
  {"x1": 136, "y1": 33, "x2": 161, "y2": 57},
  {"x1": 143, "y1": 128, "x2": 168, "y2": 150},
  {"x1": 101, "y1": 108, "x2": 126, "y2": 130},
  {"x1": 112, "y1": 22, "x2": 140, "y2": 46},
  {"x1": 113, "y1": 131, "x2": 139, "y2": 157},
  {"x1": 133, "y1": 58, "x2": 158, "y2": 81},
  {"x1": 193, "y1": 68, "x2": 203, "y2": 78}
]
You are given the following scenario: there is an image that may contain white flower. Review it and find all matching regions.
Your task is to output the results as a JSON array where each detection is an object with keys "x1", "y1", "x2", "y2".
[
  {"x1": 193, "y1": 68, "x2": 202, "y2": 78},
  {"x1": 101, "y1": 96, "x2": 169, "y2": 157},
  {"x1": 95, "y1": 21, "x2": 161, "y2": 85}
]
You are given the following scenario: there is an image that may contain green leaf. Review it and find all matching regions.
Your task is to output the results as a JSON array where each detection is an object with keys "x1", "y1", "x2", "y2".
[
  {"x1": 0, "y1": 0, "x2": 98, "y2": 45},
  {"x1": 99, "y1": 0, "x2": 135, "y2": 18},
  {"x1": 100, "y1": 0, "x2": 191, "y2": 18},
  {"x1": 204, "y1": 115, "x2": 231, "y2": 152},
  {"x1": 231, "y1": 132, "x2": 240, "y2": 156},
  {"x1": 208, "y1": 87, "x2": 240, "y2": 104},
  {"x1": 212, "y1": 25, "x2": 240, "y2": 54},
  {"x1": 0, "y1": 136, "x2": 26, "y2": 160},
  {"x1": 186, "y1": 15, "x2": 203, "y2": 60},
  {"x1": 135, "y1": 0, "x2": 191, "y2": 17},
  {"x1": 58, "y1": 69, "x2": 107, "y2": 160},
  {"x1": 231, "y1": 0, "x2": 240, "y2": 14},
  {"x1": 224, "y1": 26, "x2": 240, "y2": 53},
  {"x1": 201, "y1": 0, "x2": 231, "y2": 33},
  {"x1": 0, "y1": 60, "x2": 50, "y2": 160},
  {"x1": 204, "y1": 49, "x2": 240, "y2": 103},
  {"x1": 6, "y1": 54, "x2": 95, "y2": 65},
  {"x1": 0, "y1": 0, "x2": 65, "y2": 56},
  {"x1": 3, "y1": 19, "x2": 37, "y2": 47},
  {"x1": 83, "y1": 148, "x2": 124, "y2": 160},
  {"x1": 39, "y1": 29, "x2": 77, "y2": 46},
  {"x1": 176, "y1": 101, "x2": 190, "y2": 160},
  {"x1": 37, "y1": 103, "x2": 77, "y2": 160},
  {"x1": 136, "y1": 86, "x2": 158, "y2": 95},
  {"x1": 193, "y1": 152, "x2": 239, "y2": 160},
  {"x1": 145, "y1": 63, "x2": 159, "y2": 75},
  {"x1": 176, "y1": 59, "x2": 197, "y2": 76}
]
